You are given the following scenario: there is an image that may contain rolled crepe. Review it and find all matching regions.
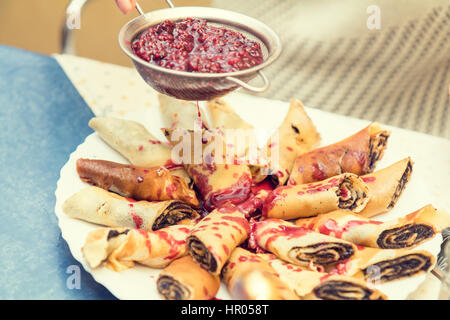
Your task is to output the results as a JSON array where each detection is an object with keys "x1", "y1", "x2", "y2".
[
  {"x1": 63, "y1": 186, "x2": 199, "y2": 231},
  {"x1": 358, "y1": 158, "x2": 413, "y2": 218},
  {"x1": 158, "y1": 93, "x2": 209, "y2": 130},
  {"x1": 249, "y1": 163, "x2": 271, "y2": 184},
  {"x1": 295, "y1": 204, "x2": 450, "y2": 249},
  {"x1": 88, "y1": 117, "x2": 190, "y2": 183},
  {"x1": 268, "y1": 258, "x2": 386, "y2": 300},
  {"x1": 231, "y1": 192, "x2": 266, "y2": 218},
  {"x1": 253, "y1": 99, "x2": 321, "y2": 186},
  {"x1": 207, "y1": 98, "x2": 256, "y2": 159},
  {"x1": 207, "y1": 98, "x2": 253, "y2": 131},
  {"x1": 157, "y1": 256, "x2": 221, "y2": 300},
  {"x1": 82, "y1": 225, "x2": 193, "y2": 271},
  {"x1": 262, "y1": 173, "x2": 370, "y2": 219},
  {"x1": 253, "y1": 219, "x2": 357, "y2": 268},
  {"x1": 187, "y1": 206, "x2": 250, "y2": 275},
  {"x1": 221, "y1": 248, "x2": 299, "y2": 300},
  {"x1": 288, "y1": 123, "x2": 390, "y2": 186},
  {"x1": 163, "y1": 127, "x2": 253, "y2": 210},
  {"x1": 330, "y1": 246, "x2": 436, "y2": 284},
  {"x1": 76, "y1": 158, "x2": 199, "y2": 207}
]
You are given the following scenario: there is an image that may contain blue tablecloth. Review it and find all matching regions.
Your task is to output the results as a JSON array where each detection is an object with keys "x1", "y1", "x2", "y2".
[{"x1": 0, "y1": 45, "x2": 115, "y2": 299}]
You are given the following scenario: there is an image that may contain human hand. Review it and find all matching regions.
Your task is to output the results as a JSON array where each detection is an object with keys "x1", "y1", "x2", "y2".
[{"x1": 115, "y1": 0, "x2": 137, "y2": 14}]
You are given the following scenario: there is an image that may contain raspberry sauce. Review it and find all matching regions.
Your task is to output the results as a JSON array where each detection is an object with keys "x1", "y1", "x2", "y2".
[{"x1": 132, "y1": 18, "x2": 264, "y2": 73}]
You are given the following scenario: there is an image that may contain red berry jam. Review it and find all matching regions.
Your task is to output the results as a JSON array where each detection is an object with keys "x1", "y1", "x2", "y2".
[{"x1": 131, "y1": 18, "x2": 264, "y2": 73}]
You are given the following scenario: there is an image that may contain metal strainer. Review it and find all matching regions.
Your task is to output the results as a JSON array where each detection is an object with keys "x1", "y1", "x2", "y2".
[{"x1": 118, "y1": 1, "x2": 282, "y2": 101}]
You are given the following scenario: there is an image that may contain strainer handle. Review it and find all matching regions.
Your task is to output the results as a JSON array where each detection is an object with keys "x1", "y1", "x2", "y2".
[{"x1": 226, "y1": 70, "x2": 270, "y2": 93}]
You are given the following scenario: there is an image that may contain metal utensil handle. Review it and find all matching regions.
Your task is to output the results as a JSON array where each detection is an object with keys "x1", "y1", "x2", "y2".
[
  {"x1": 226, "y1": 70, "x2": 270, "y2": 93},
  {"x1": 136, "y1": 0, "x2": 175, "y2": 15},
  {"x1": 432, "y1": 267, "x2": 450, "y2": 289}
]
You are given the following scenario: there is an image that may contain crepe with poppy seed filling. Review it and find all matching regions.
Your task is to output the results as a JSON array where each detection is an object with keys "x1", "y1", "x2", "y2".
[
  {"x1": 157, "y1": 256, "x2": 220, "y2": 300},
  {"x1": 268, "y1": 258, "x2": 386, "y2": 300},
  {"x1": 76, "y1": 158, "x2": 199, "y2": 207},
  {"x1": 207, "y1": 99, "x2": 253, "y2": 132},
  {"x1": 253, "y1": 219, "x2": 357, "y2": 268},
  {"x1": 207, "y1": 98, "x2": 260, "y2": 161},
  {"x1": 163, "y1": 127, "x2": 253, "y2": 211},
  {"x1": 288, "y1": 123, "x2": 389, "y2": 186},
  {"x1": 251, "y1": 99, "x2": 321, "y2": 185},
  {"x1": 262, "y1": 173, "x2": 369, "y2": 219},
  {"x1": 357, "y1": 158, "x2": 413, "y2": 218},
  {"x1": 330, "y1": 246, "x2": 435, "y2": 284},
  {"x1": 187, "y1": 206, "x2": 250, "y2": 275},
  {"x1": 62, "y1": 186, "x2": 199, "y2": 231},
  {"x1": 295, "y1": 204, "x2": 449, "y2": 249},
  {"x1": 158, "y1": 93, "x2": 209, "y2": 130},
  {"x1": 82, "y1": 225, "x2": 193, "y2": 271},
  {"x1": 88, "y1": 116, "x2": 191, "y2": 183},
  {"x1": 222, "y1": 248, "x2": 298, "y2": 300}
]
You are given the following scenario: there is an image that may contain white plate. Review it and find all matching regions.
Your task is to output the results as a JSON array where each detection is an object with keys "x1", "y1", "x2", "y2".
[{"x1": 54, "y1": 93, "x2": 442, "y2": 300}]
